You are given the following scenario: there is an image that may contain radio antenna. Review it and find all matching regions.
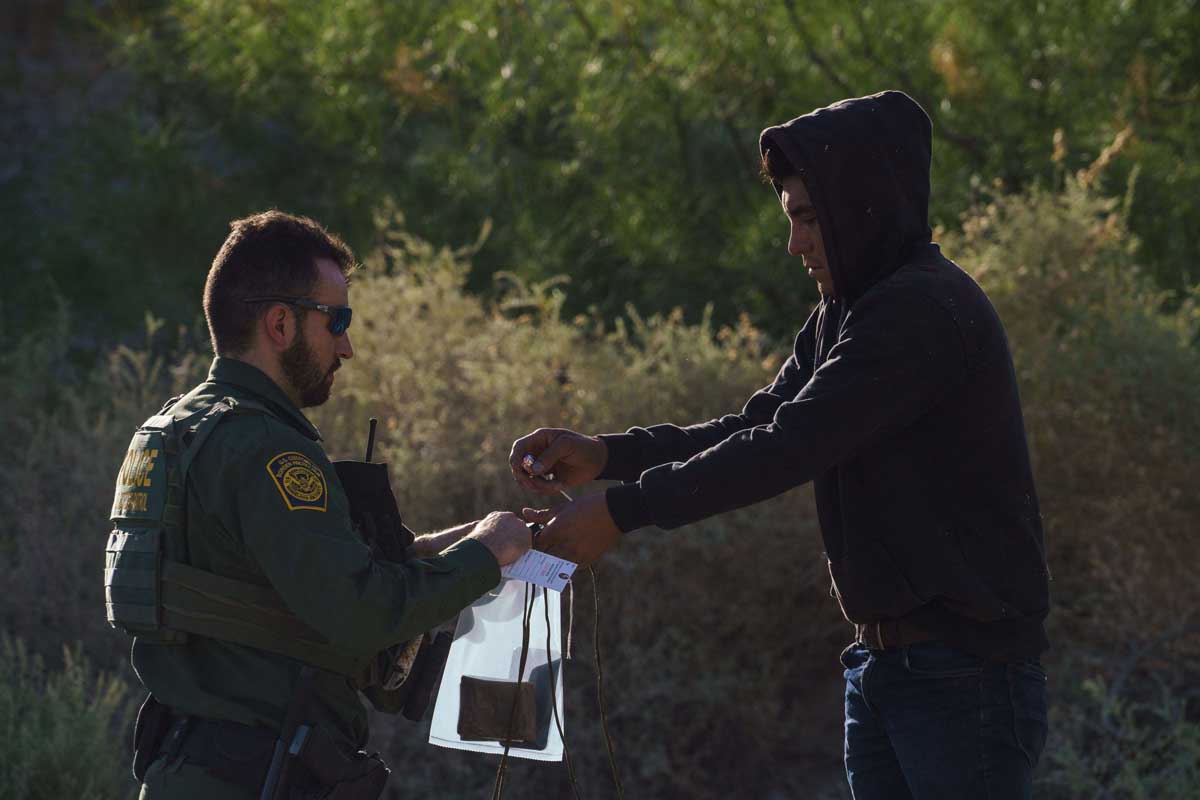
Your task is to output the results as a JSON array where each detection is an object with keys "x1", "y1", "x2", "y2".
[{"x1": 365, "y1": 417, "x2": 378, "y2": 463}]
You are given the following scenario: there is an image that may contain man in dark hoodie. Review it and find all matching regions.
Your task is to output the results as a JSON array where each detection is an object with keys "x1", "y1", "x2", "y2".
[{"x1": 509, "y1": 91, "x2": 1050, "y2": 798}]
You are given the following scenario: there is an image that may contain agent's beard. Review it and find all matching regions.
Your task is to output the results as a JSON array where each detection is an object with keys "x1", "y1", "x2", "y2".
[{"x1": 281, "y1": 326, "x2": 338, "y2": 408}]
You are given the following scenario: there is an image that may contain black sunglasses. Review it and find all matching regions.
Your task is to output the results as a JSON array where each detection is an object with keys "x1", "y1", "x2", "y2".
[{"x1": 244, "y1": 296, "x2": 353, "y2": 336}]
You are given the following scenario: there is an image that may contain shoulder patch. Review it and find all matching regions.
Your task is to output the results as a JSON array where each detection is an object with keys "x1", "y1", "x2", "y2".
[{"x1": 266, "y1": 451, "x2": 328, "y2": 512}]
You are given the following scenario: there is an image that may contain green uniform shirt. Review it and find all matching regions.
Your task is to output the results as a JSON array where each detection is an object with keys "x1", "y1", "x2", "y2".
[{"x1": 131, "y1": 357, "x2": 500, "y2": 748}]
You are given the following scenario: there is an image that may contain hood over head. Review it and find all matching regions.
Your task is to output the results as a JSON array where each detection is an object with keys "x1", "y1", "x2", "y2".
[{"x1": 759, "y1": 90, "x2": 933, "y2": 302}]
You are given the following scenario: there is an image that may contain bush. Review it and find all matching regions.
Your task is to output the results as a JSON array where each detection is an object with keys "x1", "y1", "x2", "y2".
[
  {"x1": 943, "y1": 175, "x2": 1200, "y2": 798},
  {"x1": 1040, "y1": 656, "x2": 1200, "y2": 799},
  {"x1": 945, "y1": 174, "x2": 1200, "y2": 657},
  {"x1": 0, "y1": 310, "x2": 208, "y2": 675},
  {"x1": 0, "y1": 637, "x2": 136, "y2": 800}
]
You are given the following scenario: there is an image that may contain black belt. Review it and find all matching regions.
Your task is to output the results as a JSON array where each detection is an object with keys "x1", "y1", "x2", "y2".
[
  {"x1": 156, "y1": 715, "x2": 279, "y2": 793},
  {"x1": 855, "y1": 618, "x2": 936, "y2": 650},
  {"x1": 156, "y1": 712, "x2": 388, "y2": 799}
]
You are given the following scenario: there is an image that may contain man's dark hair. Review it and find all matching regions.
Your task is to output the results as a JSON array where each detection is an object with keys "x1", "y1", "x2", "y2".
[
  {"x1": 203, "y1": 210, "x2": 356, "y2": 355},
  {"x1": 759, "y1": 145, "x2": 799, "y2": 185}
]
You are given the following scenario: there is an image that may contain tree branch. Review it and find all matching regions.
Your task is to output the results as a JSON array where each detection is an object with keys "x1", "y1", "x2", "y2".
[
  {"x1": 848, "y1": 5, "x2": 986, "y2": 166},
  {"x1": 780, "y1": 0, "x2": 854, "y2": 96}
]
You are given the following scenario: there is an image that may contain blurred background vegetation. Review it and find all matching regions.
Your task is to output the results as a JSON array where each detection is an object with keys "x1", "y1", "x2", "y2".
[{"x1": 2, "y1": 1, "x2": 1198, "y2": 798}]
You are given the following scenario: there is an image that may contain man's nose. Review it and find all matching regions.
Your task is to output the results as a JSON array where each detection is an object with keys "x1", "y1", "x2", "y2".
[
  {"x1": 338, "y1": 331, "x2": 354, "y2": 360},
  {"x1": 788, "y1": 221, "x2": 809, "y2": 257}
]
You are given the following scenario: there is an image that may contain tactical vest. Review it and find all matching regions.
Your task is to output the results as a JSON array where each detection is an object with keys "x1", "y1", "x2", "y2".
[{"x1": 105, "y1": 396, "x2": 379, "y2": 685}]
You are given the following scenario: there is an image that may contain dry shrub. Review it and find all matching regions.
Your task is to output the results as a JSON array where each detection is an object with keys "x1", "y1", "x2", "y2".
[
  {"x1": 0, "y1": 312, "x2": 209, "y2": 675},
  {"x1": 944, "y1": 178, "x2": 1200, "y2": 797},
  {"x1": 945, "y1": 178, "x2": 1200, "y2": 655}
]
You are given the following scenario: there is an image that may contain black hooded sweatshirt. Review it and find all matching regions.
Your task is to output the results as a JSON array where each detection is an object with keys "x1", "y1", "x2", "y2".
[{"x1": 601, "y1": 91, "x2": 1050, "y2": 660}]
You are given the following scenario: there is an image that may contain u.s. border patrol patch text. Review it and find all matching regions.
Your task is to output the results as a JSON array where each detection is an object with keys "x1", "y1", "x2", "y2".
[{"x1": 266, "y1": 451, "x2": 328, "y2": 511}]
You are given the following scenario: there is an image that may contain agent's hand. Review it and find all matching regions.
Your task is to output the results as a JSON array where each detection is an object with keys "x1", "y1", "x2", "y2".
[
  {"x1": 522, "y1": 493, "x2": 621, "y2": 568},
  {"x1": 509, "y1": 428, "x2": 607, "y2": 496},
  {"x1": 468, "y1": 511, "x2": 532, "y2": 567}
]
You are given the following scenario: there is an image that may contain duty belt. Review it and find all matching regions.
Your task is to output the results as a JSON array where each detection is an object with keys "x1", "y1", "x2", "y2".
[
  {"x1": 152, "y1": 713, "x2": 387, "y2": 799},
  {"x1": 154, "y1": 714, "x2": 277, "y2": 793},
  {"x1": 854, "y1": 618, "x2": 936, "y2": 650}
]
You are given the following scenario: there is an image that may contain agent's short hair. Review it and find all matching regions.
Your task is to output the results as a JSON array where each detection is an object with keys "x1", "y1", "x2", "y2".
[
  {"x1": 203, "y1": 210, "x2": 356, "y2": 355},
  {"x1": 759, "y1": 146, "x2": 799, "y2": 185}
]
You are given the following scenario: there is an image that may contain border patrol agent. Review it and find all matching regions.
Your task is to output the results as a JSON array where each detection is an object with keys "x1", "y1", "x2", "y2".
[{"x1": 106, "y1": 211, "x2": 532, "y2": 799}]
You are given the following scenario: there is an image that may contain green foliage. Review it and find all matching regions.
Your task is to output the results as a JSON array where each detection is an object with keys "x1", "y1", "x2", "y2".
[
  {"x1": 0, "y1": 637, "x2": 135, "y2": 800},
  {"x1": 8, "y1": 0, "x2": 1197, "y2": 341},
  {"x1": 1041, "y1": 662, "x2": 1200, "y2": 798}
]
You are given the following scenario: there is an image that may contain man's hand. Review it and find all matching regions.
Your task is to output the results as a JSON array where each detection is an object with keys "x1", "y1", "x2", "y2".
[
  {"x1": 509, "y1": 428, "x2": 607, "y2": 496},
  {"x1": 467, "y1": 511, "x2": 532, "y2": 567},
  {"x1": 522, "y1": 493, "x2": 621, "y2": 568}
]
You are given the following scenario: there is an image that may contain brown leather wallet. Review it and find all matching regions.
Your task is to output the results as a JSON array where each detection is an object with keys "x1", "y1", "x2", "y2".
[{"x1": 457, "y1": 676, "x2": 537, "y2": 743}]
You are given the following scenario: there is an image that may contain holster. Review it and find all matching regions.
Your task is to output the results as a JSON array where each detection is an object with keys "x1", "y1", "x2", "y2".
[
  {"x1": 290, "y1": 724, "x2": 390, "y2": 800},
  {"x1": 132, "y1": 693, "x2": 173, "y2": 782}
]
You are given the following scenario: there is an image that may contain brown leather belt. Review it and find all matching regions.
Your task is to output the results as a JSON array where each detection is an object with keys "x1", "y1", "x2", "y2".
[{"x1": 855, "y1": 618, "x2": 936, "y2": 650}]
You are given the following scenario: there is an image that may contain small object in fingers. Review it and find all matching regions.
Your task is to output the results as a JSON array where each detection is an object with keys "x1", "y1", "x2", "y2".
[
  {"x1": 526, "y1": 522, "x2": 543, "y2": 537},
  {"x1": 521, "y1": 453, "x2": 556, "y2": 482}
]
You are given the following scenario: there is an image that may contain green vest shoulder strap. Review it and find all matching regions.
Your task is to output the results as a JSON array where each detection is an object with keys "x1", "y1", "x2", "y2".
[{"x1": 106, "y1": 394, "x2": 377, "y2": 685}]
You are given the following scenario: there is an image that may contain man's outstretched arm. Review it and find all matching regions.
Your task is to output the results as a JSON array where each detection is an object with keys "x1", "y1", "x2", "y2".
[{"x1": 531, "y1": 288, "x2": 966, "y2": 564}]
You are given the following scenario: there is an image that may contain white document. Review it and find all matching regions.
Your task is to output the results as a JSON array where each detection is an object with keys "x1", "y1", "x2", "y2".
[{"x1": 501, "y1": 550, "x2": 577, "y2": 592}]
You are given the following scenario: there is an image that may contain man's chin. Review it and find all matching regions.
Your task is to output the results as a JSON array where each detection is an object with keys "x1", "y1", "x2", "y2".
[{"x1": 300, "y1": 375, "x2": 335, "y2": 408}]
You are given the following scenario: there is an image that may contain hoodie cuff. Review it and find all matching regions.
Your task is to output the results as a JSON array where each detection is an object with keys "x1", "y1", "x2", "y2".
[
  {"x1": 596, "y1": 433, "x2": 642, "y2": 481},
  {"x1": 605, "y1": 483, "x2": 654, "y2": 533}
]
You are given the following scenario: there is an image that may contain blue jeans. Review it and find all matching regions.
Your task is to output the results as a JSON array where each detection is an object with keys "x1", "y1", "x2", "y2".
[{"x1": 841, "y1": 641, "x2": 1047, "y2": 800}]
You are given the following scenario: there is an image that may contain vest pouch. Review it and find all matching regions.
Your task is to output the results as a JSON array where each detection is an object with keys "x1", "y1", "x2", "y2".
[
  {"x1": 107, "y1": 424, "x2": 187, "y2": 643},
  {"x1": 105, "y1": 526, "x2": 189, "y2": 644},
  {"x1": 105, "y1": 528, "x2": 164, "y2": 636}
]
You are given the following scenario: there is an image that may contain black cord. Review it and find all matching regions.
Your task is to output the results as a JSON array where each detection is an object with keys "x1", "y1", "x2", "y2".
[
  {"x1": 492, "y1": 584, "x2": 535, "y2": 800},
  {"x1": 590, "y1": 567, "x2": 624, "y2": 799},
  {"x1": 490, "y1": 567, "x2": 625, "y2": 800},
  {"x1": 543, "y1": 586, "x2": 583, "y2": 799}
]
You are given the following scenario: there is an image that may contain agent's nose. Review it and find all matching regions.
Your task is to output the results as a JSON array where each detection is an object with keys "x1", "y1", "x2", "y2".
[{"x1": 337, "y1": 331, "x2": 354, "y2": 360}]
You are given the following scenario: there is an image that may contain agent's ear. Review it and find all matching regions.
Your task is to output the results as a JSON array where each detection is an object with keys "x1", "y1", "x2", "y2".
[{"x1": 261, "y1": 303, "x2": 296, "y2": 352}]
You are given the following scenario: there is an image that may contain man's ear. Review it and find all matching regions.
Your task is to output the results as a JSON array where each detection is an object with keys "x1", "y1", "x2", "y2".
[{"x1": 260, "y1": 304, "x2": 295, "y2": 352}]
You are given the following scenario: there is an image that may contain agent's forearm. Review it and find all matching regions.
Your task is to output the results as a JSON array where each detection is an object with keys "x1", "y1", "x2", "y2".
[{"x1": 409, "y1": 520, "x2": 479, "y2": 557}]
